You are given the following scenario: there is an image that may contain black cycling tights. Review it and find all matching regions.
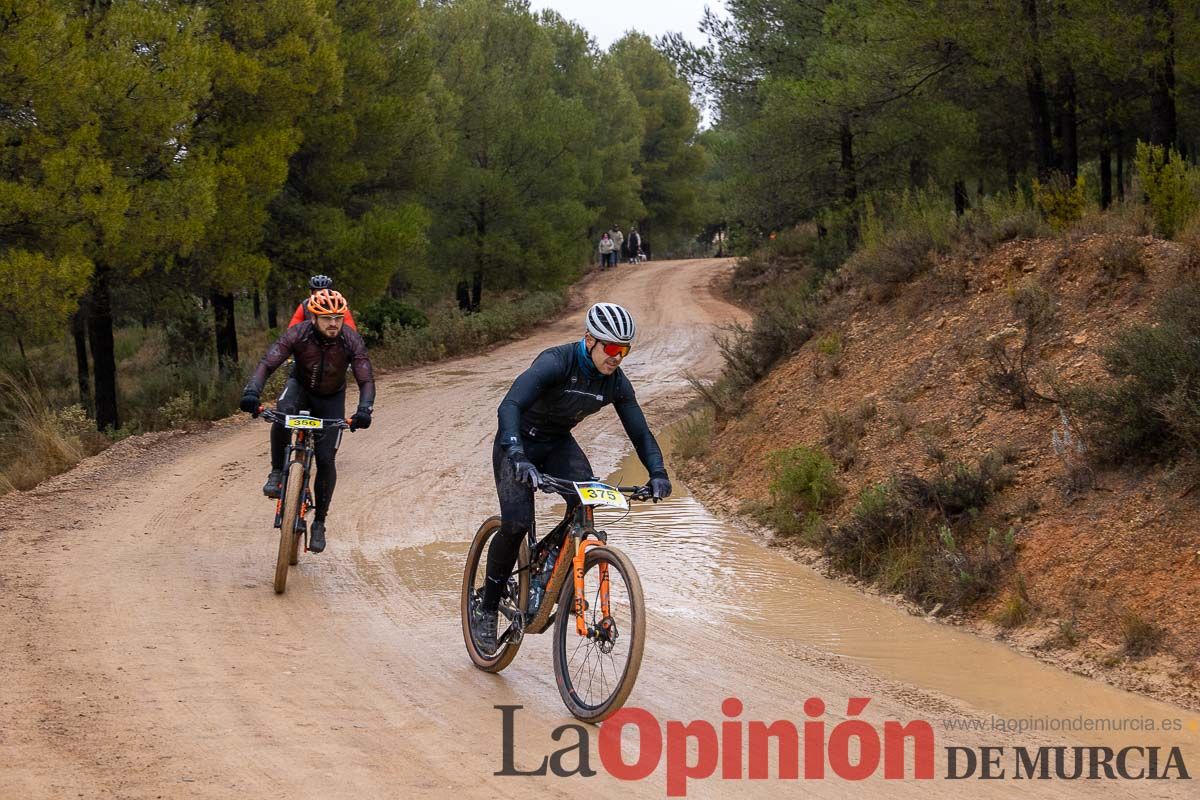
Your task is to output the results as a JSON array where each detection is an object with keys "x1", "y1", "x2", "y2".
[
  {"x1": 482, "y1": 436, "x2": 593, "y2": 612},
  {"x1": 270, "y1": 378, "x2": 345, "y2": 521}
]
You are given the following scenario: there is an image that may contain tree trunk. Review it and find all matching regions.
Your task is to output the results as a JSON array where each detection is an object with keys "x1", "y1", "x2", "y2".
[
  {"x1": 16, "y1": 335, "x2": 27, "y2": 364},
  {"x1": 953, "y1": 179, "x2": 969, "y2": 217},
  {"x1": 1023, "y1": 0, "x2": 1055, "y2": 177},
  {"x1": 1099, "y1": 144, "x2": 1113, "y2": 209},
  {"x1": 253, "y1": 289, "x2": 261, "y2": 323},
  {"x1": 1149, "y1": 0, "x2": 1177, "y2": 149},
  {"x1": 87, "y1": 265, "x2": 119, "y2": 431},
  {"x1": 1059, "y1": 69, "x2": 1078, "y2": 180},
  {"x1": 71, "y1": 308, "x2": 91, "y2": 411},
  {"x1": 266, "y1": 283, "x2": 278, "y2": 328},
  {"x1": 456, "y1": 281, "x2": 471, "y2": 312},
  {"x1": 908, "y1": 157, "x2": 926, "y2": 188},
  {"x1": 1116, "y1": 135, "x2": 1126, "y2": 202},
  {"x1": 470, "y1": 271, "x2": 482, "y2": 314},
  {"x1": 211, "y1": 291, "x2": 239, "y2": 375},
  {"x1": 839, "y1": 118, "x2": 857, "y2": 204}
]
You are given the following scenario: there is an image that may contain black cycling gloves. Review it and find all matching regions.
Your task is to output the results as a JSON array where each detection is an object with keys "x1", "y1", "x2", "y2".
[
  {"x1": 507, "y1": 448, "x2": 542, "y2": 488},
  {"x1": 350, "y1": 406, "x2": 373, "y2": 431},
  {"x1": 240, "y1": 390, "x2": 261, "y2": 416},
  {"x1": 650, "y1": 476, "x2": 672, "y2": 500}
]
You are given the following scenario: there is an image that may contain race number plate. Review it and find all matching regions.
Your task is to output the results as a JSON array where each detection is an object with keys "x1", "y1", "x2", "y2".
[
  {"x1": 285, "y1": 415, "x2": 324, "y2": 429},
  {"x1": 574, "y1": 482, "x2": 628, "y2": 510}
]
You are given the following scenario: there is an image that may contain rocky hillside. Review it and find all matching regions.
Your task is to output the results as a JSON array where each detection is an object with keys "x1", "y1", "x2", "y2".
[{"x1": 682, "y1": 233, "x2": 1200, "y2": 708}]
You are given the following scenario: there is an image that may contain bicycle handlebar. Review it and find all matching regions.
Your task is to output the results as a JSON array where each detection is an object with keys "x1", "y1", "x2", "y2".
[
  {"x1": 537, "y1": 474, "x2": 655, "y2": 502},
  {"x1": 256, "y1": 406, "x2": 352, "y2": 429}
]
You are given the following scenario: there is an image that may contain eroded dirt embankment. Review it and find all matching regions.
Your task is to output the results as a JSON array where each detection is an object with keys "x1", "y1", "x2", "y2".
[{"x1": 681, "y1": 235, "x2": 1200, "y2": 710}]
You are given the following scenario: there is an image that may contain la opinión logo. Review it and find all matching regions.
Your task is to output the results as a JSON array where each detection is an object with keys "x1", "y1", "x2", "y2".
[
  {"x1": 497, "y1": 696, "x2": 935, "y2": 796},
  {"x1": 495, "y1": 698, "x2": 1191, "y2": 796}
]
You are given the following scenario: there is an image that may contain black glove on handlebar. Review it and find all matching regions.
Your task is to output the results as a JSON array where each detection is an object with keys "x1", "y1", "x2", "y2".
[
  {"x1": 239, "y1": 391, "x2": 261, "y2": 416},
  {"x1": 650, "y1": 476, "x2": 672, "y2": 500},
  {"x1": 350, "y1": 406, "x2": 372, "y2": 431},
  {"x1": 507, "y1": 448, "x2": 541, "y2": 489}
]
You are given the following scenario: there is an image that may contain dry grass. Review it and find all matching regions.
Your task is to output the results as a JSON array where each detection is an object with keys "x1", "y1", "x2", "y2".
[{"x1": 0, "y1": 371, "x2": 103, "y2": 493}]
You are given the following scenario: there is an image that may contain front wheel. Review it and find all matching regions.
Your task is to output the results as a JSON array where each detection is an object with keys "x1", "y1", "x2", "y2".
[
  {"x1": 274, "y1": 460, "x2": 305, "y2": 594},
  {"x1": 552, "y1": 545, "x2": 645, "y2": 722},
  {"x1": 461, "y1": 516, "x2": 529, "y2": 672}
]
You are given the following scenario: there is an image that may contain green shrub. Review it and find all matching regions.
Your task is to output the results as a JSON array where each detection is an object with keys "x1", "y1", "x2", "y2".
[
  {"x1": 1033, "y1": 172, "x2": 1088, "y2": 231},
  {"x1": 1119, "y1": 610, "x2": 1165, "y2": 657},
  {"x1": 715, "y1": 288, "x2": 816, "y2": 388},
  {"x1": 995, "y1": 575, "x2": 1033, "y2": 628},
  {"x1": 673, "y1": 409, "x2": 713, "y2": 460},
  {"x1": 158, "y1": 391, "x2": 196, "y2": 429},
  {"x1": 823, "y1": 399, "x2": 874, "y2": 469},
  {"x1": 376, "y1": 290, "x2": 566, "y2": 369},
  {"x1": 164, "y1": 304, "x2": 213, "y2": 365},
  {"x1": 1071, "y1": 283, "x2": 1200, "y2": 464},
  {"x1": 823, "y1": 451, "x2": 1018, "y2": 611},
  {"x1": 358, "y1": 297, "x2": 429, "y2": 345},
  {"x1": 958, "y1": 191, "x2": 1047, "y2": 251},
  {"x1": 767, "y1": 444, "x2": 842, "y2": 514},
  {"x1": 1177, "y1": 212, "x2": 1200, "y2": 270},
  {"x1": 1135, "y1": 141, "x2": 1200, "y2": 238},
  {"x1": 815, "y1": 332, "x2": 842, "y2": 356},
  {"x1": 1096, "y1": 236, "x2": 1145, "y2": 279},
  {"x1": 1068, "y1": 201, "x2": 1152, "y2": 238},
  {"x1": 1007, "y1": 280, "x2": 1055, "y2": 330},
  {"x1": 847, "y1": 228, "x2": 936, "y2": 302}
]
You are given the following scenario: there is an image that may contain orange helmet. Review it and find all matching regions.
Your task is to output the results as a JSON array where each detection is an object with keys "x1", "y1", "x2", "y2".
[{"x1": 307, "y1": 288, "x2": 348, "y2": 316}]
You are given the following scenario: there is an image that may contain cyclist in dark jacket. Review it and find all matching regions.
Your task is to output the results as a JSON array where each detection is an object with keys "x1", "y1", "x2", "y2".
[
  {"x1": 240, "y1": 289, "x2": 375, "y2": 553},
  {"x1": 472, "y1": 302, "x2": 672, "y2": 652}
]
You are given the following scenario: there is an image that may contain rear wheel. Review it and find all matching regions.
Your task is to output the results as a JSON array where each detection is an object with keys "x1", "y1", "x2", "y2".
[
  {"x1": 461, "y1": 516, "x2": 529, "y2": 672},
  {"x1": 552, "y1": 545, "x2": 645, "y2": 722},
  {"x1": 274, "y1": 460, "x2": 305, "y2": 594}
]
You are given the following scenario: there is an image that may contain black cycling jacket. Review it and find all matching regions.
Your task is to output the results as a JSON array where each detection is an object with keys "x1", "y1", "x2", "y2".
[
  {"x1": 245, "y1": 321, "x2": 376, "y2": 406},
  {"x1": 497, "y1": 340, "x2": 667, "y2": 479}
]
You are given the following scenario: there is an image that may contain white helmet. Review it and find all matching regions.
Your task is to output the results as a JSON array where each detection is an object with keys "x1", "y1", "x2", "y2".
[{"x1": 585, "y1": 302, "x2": 636, "y2": 344}]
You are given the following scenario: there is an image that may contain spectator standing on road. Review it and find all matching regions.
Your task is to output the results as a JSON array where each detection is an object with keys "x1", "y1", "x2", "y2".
[
  {"x1": 598, "y1": 232, "x2": 615, "y2": 269},
  {"x1": 627, "y1": 227, "x2": 641, "y2": 264},
  {"x1": 609, "y1": 225, "x2": 624, "y2": 267}
]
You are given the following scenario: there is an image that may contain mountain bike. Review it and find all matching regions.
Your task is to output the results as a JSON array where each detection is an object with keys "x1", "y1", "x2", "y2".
[
  {"x1": 461, "y1": 475, "x2": 654, "y2": 722},
  {"x1": 258, "y1": 407, "x2": 350, "y2": 594}
]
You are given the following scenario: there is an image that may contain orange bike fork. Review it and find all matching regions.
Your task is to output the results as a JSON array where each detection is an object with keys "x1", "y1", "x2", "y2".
[{"x1": 572, "y1": 536, "x2": 610, "y2": 637}]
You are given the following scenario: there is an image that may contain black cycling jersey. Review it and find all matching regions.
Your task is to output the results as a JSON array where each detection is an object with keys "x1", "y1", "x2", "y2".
[{"x1": 496, "y1": 340, "x2": 667, "y2": 479}]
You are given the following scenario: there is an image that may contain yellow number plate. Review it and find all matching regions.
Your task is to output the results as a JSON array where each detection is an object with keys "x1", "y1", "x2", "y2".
[
  {"x1": 575, "y1": 482, "x2": 628, "y2": 510},
  {"x1": 285, "y1": 415, "x2": 324, "y2": 429}
]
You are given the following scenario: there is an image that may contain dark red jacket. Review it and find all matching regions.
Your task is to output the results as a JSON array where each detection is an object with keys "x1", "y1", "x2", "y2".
[
  {"x1": 289, "y1": 301, "x2": 357, "y2": 330},
  {"x1": 247, "y1": 321, "x2": 375, "y2": 406}
]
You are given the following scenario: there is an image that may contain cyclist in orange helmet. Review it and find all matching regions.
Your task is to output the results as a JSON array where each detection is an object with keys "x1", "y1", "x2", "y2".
[
  {"x1": 241, "y1": 289, "x2": 374, "y2": 553},
  {"x1": 288, "y1": 274, "x2": 357, "y2": 330}
]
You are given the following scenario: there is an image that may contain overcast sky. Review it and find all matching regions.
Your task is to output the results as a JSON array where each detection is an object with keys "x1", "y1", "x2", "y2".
[{"x1": 527, "y1": 0, "x2": 722, "y2": 50}]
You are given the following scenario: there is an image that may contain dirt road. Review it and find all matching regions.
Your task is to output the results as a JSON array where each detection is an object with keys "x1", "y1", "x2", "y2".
[{"x1": 1, "y1": 259, "x2": 1193, "y2": 798}]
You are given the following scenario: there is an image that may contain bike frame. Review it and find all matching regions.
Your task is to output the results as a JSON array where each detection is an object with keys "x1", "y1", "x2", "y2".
[{"x1": 526, "y1": 477, "x2": 649, "y2": 640}]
